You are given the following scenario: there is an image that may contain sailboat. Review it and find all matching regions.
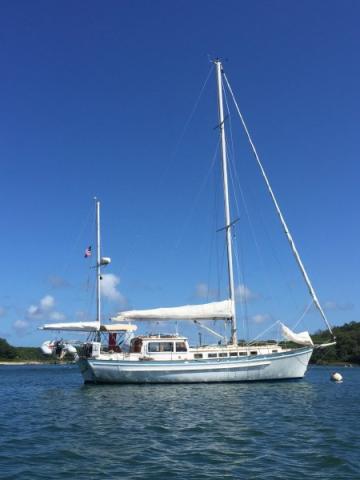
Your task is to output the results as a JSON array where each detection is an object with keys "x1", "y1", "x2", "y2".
[{"x1": 40, "y1": 60, "x2": 335, "y2": 383}]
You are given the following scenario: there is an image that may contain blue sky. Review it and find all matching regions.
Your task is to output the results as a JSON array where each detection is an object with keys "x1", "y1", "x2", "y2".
[{"x1": 0, "y1": 0, "x2": 359, "y2": 346}]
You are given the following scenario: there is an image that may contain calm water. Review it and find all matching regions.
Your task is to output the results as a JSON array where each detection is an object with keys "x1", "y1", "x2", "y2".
[{"x1": 0, "y1": 365, "x2": 359, "y2": 480}]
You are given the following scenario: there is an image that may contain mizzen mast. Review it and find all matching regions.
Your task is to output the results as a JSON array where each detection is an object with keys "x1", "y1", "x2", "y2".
[
  {"x1": 95, "y1": 198, "x2": 101, "y2": 326},
  {"x1": 214, "y1": 60, "x2": 237, "y2": 345}
]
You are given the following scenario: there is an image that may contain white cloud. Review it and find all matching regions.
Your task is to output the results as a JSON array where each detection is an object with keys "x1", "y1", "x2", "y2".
[
  {"x1": 12, "y1": 295, "x2": 66, "y2": 337},
  {"x1": 75, "y1": 310, "x2": 87, "y2": 321},
  {"x1": 194, "y1": 283, "x2": 218, "y2": 300},
  {"x1": 27, "y1": 304, "x2": 42, "y2": 319},
  {"x1": 26, "y1": 295, "x2": 65, "y2": 322},
  {"x1": 194, "y1": 282, "x2": 257, "y2": 303},
  {"x1": 48, "y1": 275, "x2": 70, "y2": 289},
  {"x1": 196, "y1": 283, "x2": 209, "y2": 298},
  {"x1": 235, "y1": 284, "x2": 257, "y2": 303},
  {"x1": 251, "y1": 314, "x2": 270, "y2": 324},
  {"x1": 13, "y1": 319, "x2": 29, "y2": 332},
  {"x1": 49, "y1": 311, "x2": 66, "y2": 321},
  {"x1": 40, "y1": 295, "x2": 55, "y2": 310},
  {"x1": 324, "y1": 301, "x2": 354, "y2": 312},
  {"x1": 101, "y1": 274, "x2": 126, "y2": 304},
  {"x1": 27, "y1": 295, "x2": 55, "y2": 319}
]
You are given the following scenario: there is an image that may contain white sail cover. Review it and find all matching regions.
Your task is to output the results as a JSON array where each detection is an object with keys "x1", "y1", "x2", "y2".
[
  {"x1": 40, "y1": 321, "x2": 101, "y2": 331},
  {"x1": 280, "y1": 323, "x2": 314, "y2": 346},
  {"x1": 40, "y1": 321, "x2": 137, "y2": 332},
  {"x1": 112, "y1": 299, "x2": 234, "y2": 322}
]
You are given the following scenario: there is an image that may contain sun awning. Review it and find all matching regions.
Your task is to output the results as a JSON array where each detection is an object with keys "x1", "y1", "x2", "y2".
[{"x1": 39, "y1": 321, "x2": 137, "y2": 332}]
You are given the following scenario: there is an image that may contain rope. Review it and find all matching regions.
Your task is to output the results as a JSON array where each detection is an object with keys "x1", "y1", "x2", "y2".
[
  {"x1": 223, "y1": 83, "x2": 279, "y2": 342},
  {"x1": 60, "y1": 202, "x2": 94, "y2": 279},
  {"x1": 158, "y1": 64, "x2": 214, "y2": 186},
  {"x1": 247, "y1": 320, "x2": 280, "y2": 345},
  {"x1": 222, "y1": 85, "x2": 251, "y2": 341},
  {"x1": 223, "y1": 71, "x2": 334, "y2": 338},
  {"x1": 173, "y1": 138, "x2": 220, "y2": 250},
  {"x1": 292, "y1": 299, "x2": 314, "y2": 331}
]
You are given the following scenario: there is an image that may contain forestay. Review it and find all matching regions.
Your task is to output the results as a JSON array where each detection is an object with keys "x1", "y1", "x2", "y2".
[
  {"x1": 223, "y1": 73, "x2": 334, "y2": 340},
  {"x1": 112, "y1": 299, "x2": 233, "y2": 322},
  {"x1": 280, "y1": 323, "x2": 314, "y2": 346}
]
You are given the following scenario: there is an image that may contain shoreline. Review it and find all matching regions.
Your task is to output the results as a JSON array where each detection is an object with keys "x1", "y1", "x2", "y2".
[
  {"x1": 0, "y1": 361, "x2": 49, "y2": 365},
  {"x1": 0, "y1": 361, "x2": 71, "y2": 365},
  {"x1": 311, "y1": 362, "x2": 358, "y2": 367}
]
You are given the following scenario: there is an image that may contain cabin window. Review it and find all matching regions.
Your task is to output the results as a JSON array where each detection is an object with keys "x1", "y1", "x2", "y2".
[
  {"x1": 176, "y1": 342, "x2": 187, "y2": 352},
  {"x1": 239, "y1": 352, "x2": 247, "y2": 356},
  {"x1": 148, "y1": 342, "x2": 160, "y2": 353},
  {"x1": 250, "y1": 351, "x2": 258, "y2": 356},
  {"x1": 208, "y1": 353, "x2": 217, "y2": 358},
  {"x1": 230, "y1": 352, "x2": 238, "y2": 357},
  {"x1": 161, "y1": 342, "x2": 174, "y2": 352},
  {"x1": 272, "y1": 349, "x2": 278, "y2": 353},
  {"x1": 148, "y1": 342, "x2": 174, "y2": 353},
  {"x1": 219, "y1": 352, "x2": 228, "y2": 358},
  {"x1": 194, "y1": 354, "x2": 203, "y2": 359}
]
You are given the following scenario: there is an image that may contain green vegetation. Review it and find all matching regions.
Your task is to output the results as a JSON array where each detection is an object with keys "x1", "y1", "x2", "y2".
[
  {"x1": 310, "y1": 321, "x2": 360, "y2": 365},
  {"x1": 0, "y1": 338, "x2": 49, "y2": 362},
  {"x1": 0, "y1": 338, "x2": 17, "y2": 359}
]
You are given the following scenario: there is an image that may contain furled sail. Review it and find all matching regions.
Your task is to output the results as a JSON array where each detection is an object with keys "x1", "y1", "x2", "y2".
[
  {"x1": 280, "y1": 323, "x2": 314, "y2": 346},
  {"x1": 112, "y1": 299, "x2": 233, "y2": 322},
  {"x1": 39, "y1": 321, "x2": 137, "y2": 332},
  {"x1": 40, "y1": 321, "x2": 101, "y2": 331}
]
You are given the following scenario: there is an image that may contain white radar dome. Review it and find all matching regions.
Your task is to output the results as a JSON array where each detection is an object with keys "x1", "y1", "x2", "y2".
[{"x1": 100, "y1": 257, "x2": 111, "y2": 266}]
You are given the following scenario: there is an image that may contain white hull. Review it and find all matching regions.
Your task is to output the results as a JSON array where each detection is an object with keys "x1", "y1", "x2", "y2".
[{"x1": 78, "y1": 347, "x2": 313, "y2": 384}]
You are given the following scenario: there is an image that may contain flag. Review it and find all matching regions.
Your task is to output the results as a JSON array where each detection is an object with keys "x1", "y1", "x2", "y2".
[{"x1": 84, "y1": 246, "x2": 92, "y2": 258}]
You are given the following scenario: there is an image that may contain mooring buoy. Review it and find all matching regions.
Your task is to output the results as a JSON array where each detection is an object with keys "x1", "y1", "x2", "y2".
[{"x1": 330, "y1": 372, "x2": 343, "y2": 382}]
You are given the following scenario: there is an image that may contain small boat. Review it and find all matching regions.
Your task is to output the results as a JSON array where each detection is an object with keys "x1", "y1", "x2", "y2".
[
  {"x1": 40, "y1": 60, "x2": 335, "y2": 384},
  {"x1": 41, "y1": 339, "x2": 77, "y2": 359}
]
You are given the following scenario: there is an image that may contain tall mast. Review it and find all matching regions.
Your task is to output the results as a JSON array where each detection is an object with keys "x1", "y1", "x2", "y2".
[
  {"x1": 215, "y1": 60, "x2": 237, "y2": 345},
  {"x1": 95, "y1": 198, "x2": 101, "y2": 326}
]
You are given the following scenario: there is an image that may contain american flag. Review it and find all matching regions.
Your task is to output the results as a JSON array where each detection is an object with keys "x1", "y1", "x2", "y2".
[{"x1": 84, "y1": 246, "x2": 92, "y2": 258}]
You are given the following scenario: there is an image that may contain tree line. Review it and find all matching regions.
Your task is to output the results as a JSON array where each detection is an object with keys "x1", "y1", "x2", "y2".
[
  {"x1": 310, "y1": 321, "x2": 360, "y2": 365},
  {"x1": 0, "y1": 338, "x2": 48, "y2": 362}
]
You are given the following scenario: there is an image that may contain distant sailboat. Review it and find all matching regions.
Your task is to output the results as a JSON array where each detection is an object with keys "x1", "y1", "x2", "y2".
[{"x1": 40, "y1": 60, "x2": 335, "y2": 383}]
